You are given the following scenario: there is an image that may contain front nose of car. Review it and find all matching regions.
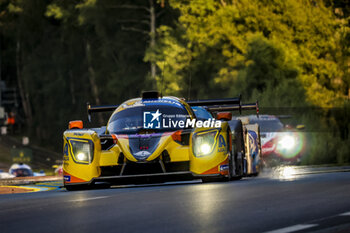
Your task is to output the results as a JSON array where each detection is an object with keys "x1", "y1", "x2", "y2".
[
  {"x1": 128, "y1": 134, "x2": 162, "y2": 161},
  {"x1": 117, "y1": 132, "x2": 190, "y2": 163}
]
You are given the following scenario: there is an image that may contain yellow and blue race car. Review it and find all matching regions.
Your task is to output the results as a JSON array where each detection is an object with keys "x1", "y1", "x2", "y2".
[{"x1": 63, "y1": 91, "x2": 260, "y2": 190}]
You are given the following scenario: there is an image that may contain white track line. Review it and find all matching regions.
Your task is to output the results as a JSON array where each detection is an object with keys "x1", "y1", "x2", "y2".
[
  {"x1": 339, "y1": 211, "x2": 350, "y2": 216},
  {"x1": 68, "y1": 196, "x2": 109, "y2": 202},
  {"x1": 265, "y1": 224, "x2": 318, "y2": 233}
]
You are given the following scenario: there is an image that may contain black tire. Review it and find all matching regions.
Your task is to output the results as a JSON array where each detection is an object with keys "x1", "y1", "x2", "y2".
[
  {"x1": 227, "y1": 129, "x2": 236, "y2": 181},
  {"x1": 215, "y1": 151, "x2": 233, "y2": 182},
  {"x1": 65, "y1": 183, "x2": 111, "y2": 191},
  {"x1": 251, "y1": 172, "x2": 259, "y2": 177},
  {"x1": 232, "y1": 152, "x2": 244, "y2": 180},
  {"x1": 64, "y1": 184, "x2": 91, "y2": 191},
  {"x1": 93, "y1": 183, "x2": 111, "y2": 189},
  {"x1": 201, "y1": 177, "x2": 213, "y2": 183},
  {"x1": 201, "y1": 177, "x2": 225, "y2": 183},
  {"x1": 228, "y1": 151, "x2": 234, "y2": 181}
]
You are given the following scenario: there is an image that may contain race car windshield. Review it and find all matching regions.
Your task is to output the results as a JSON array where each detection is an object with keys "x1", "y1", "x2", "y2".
[
  {"x1": 250, "y1": 119, "x2": 284, "y2": 132},
  {"x1": 12, "y1": 168, "x2": 33, "y2": 177},
  {"x1": 191, "y1": 106, "x2": 212, "y2": 120},
  {"x1": 107, "y1": 105, "x2": 190, "y2": 134}
]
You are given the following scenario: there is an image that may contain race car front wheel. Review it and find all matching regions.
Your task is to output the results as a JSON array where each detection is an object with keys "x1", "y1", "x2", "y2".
[
  {"x1": 65, "y1": 184, "x2": 90, "y2": 191},
  {"x1": 65, "y1": 183, "x2": 111, "y2": 191}
]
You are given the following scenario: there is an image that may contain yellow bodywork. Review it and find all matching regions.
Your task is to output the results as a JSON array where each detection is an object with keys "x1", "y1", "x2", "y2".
[
  {"x1": 63, "y1": 122, "x2": 230, "y2": 185},
  {"x1": 63, "y1": 97, "x2": 231, "y2": 185},
  {"x1": 189, "y1": 123, "x2": 230, "y2": 175}
]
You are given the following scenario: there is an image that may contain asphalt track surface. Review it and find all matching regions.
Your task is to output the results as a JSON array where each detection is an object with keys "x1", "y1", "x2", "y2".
[{"x1": 0, "y1": 168, "x2": 350, "y2": 233}]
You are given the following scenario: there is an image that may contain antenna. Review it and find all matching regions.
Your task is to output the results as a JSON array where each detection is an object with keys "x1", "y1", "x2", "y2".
[
  {"x1": 187, "y1": 69, "x2": 192, "y2": 100},
  {"x1": 160, "y1": 61, "x2": 165, "y2": 97}
]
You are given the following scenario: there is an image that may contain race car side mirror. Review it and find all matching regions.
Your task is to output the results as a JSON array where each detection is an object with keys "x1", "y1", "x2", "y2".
[
  {"x1": 216, "y1": 112, "x2": 232, "y2": 121},
  {"x1": 69, "y1": 120, "x2": 83, "y2": 129}
]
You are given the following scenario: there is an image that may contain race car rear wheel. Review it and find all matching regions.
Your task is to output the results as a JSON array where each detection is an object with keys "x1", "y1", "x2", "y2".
[
  {"x1": 228, "y1": 151, "x2": 234, "y2": 181},
  {"x1": 232, "y1": 151, "x2": 244, "y2": 180},
  {"x1": 228, "y1": 130, "x2": 237, "y2": 181}
]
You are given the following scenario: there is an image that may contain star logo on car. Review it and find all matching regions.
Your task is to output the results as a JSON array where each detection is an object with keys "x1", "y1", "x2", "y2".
[
  {"x1": 134, "y1": 151, "x2": 151, "y2": 160},
  {"x1": 151, "y1": 109, "x2": 161, "y2": 122}
]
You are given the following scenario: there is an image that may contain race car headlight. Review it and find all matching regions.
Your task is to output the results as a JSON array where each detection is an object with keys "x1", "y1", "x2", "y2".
[
  {"x1": 276, "y1": 132, "x2": 304, "y2": 159},
  {"x1": 192, "y1": 130, "x2": 219, "y2": 157},
  {"x1": 278, "y1": 135, "x2": 296, "y2": 150},
  {"x1": 69, "y1": 139, "x2": 94, "y2": 164}
]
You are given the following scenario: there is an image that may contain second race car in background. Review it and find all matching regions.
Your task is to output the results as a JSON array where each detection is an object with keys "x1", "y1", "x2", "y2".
[
  {"x1": 9, "y1": 163, "x2": 33, "y2": 177},
  {"x1": 237, "y1": 115, "x2": 305, "y2": 166}
]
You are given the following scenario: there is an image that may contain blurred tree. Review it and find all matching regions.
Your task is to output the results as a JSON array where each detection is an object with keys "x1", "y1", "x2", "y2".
[
  {"x1": 234, "y1": 35, "x2": 305, "y2": 107},
  {"x1": 147, "y1": 0, "x2": 348, "y2": 107}
]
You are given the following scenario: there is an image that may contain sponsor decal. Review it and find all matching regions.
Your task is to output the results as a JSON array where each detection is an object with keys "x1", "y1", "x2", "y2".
[
  {"x1": 220, "y1": 164, "x2": 229, "y2": 171},
  {"x1": 64, "y1": 144, "x2": 69, "y2": 156},
  {"x1": 218, "y1": 135, "x2": 226, "y2": 152},
  {"x1": 63, "y1": 143, "x2": 69, "y2": 161},
  {"x1": 143, "y1": 109, "x2": 162, "y2": 129},
  {"x1": 64, "y1": 175, "x2": 71, "y2": 182},
  {"x1": 122, "y1": 101, "x2": 144, "y2": 108},
  {"x1": 143, "y1": 99, "x2": 182, "y2": 107},
  {"x1": 248, "y1": 131, "x2": 258, "y2": 158},
  {"x1": 219, "y1": 135, "x2": 226, "y2": 147},
  {"x1": 143, "y1": 109, "x2": 221, "y2": 129},
  {"x1": 73, "y1": 132, "x2": 85, "y2": 136},
  {"x1": 259, "y1": 115, "x2": 278, "y2": 120},
  {"x1": 133, "y1": 150, "x2": 151, "y2": 160}
]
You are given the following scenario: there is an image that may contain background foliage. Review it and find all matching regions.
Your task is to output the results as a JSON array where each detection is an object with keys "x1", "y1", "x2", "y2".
[{"x1": 0, "y1": 0, "x2": 348, "y2": 164}]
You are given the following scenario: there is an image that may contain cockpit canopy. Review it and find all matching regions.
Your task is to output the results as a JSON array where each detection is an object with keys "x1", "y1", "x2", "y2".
[{"x1": 107, "y1": 98, "x2": 192, "y2": 134}]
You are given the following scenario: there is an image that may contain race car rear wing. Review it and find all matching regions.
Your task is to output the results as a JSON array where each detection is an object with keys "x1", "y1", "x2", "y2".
[
  {"x1": 87, "y1": 103, "x2": 119, "y2": 122},
  {"x1": 87, "y1": 95, "x2": 259, "y2": 122},
  {"x1": 187, "y1": 96, "x2": 241, "y2": 106},
  {"x1": 207, "y1": 102, "x2": 259, "y2": 113},
  {"x1": 186, "y1": 96, "x2": 259, "y2": 116},
  {"x1": 207, "y1": 102, "x2": 259, "y2": 117}
]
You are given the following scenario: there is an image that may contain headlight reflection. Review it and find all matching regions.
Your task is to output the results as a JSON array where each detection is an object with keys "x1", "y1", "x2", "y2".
[
  {"x1": 272, "y1": 166, "x2": 298, "y2": 181},
  {"x1": 276, "y1": 132, "x2": 304, "y2": 160},
  {"x1": 189, "y1": 185, "x2": 221, "y2": 229}
]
